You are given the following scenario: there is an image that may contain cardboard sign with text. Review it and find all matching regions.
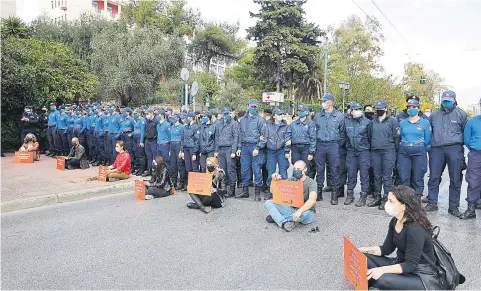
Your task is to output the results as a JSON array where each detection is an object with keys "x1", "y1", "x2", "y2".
[
  {"x1": 343, "y1": 236, "x2": 368, "y2": 290},
  {"x1": 98, "y1": 166, "x2": 108, "y2": 182},
  {"x1": 134, "y1": 180, "x2": 146, "y2": 200},
  {"x1": 187, "y1": 172, "x2": 212, "y2": 196},
  {"x1": 14, "y1": 151, "x2": 34, "y2": 164},
  {"x1": 56, "y1": 156, "x2": 66, "y2": 171},
  {"x1": 270, "y1": 179, "x2": 304, "y2": 208}
]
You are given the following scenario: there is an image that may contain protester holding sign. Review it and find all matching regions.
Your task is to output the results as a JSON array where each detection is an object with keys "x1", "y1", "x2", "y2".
[
  {"x1": 187, "y1": 157, "x2": 227, "y2": 214},
  {"x1": 358, "y1": 186, "x2": 443, "y2": 290},
  {"x1": 106, "y1": 141, "x2": 131, "y2": 181},
  {"x1": 264, "y1": 160, "x2": 317, "y2": 232},
  {"x1": 18, "y1": 133, "x2": 40, "y2": 161},
  {"x1": 144, "y1": 156, "x2": 174, "y2": 200}
]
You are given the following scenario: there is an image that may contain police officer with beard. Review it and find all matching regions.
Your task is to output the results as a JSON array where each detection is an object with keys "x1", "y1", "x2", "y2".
[{"x1": 20, "y1": 105, "x2": 39, "y2": 145}]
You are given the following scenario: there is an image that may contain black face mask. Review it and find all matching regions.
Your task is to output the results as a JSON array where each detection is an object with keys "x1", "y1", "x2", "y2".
[
  {"x1": 376, "y1": 110, "x2": 385, "y2": 116},
  {"x1": 207, "y1": 165, "x2": 216, "y2": 173},
  {"x1": 364, "y1": 112, "x2": 374, "y2": 119}
]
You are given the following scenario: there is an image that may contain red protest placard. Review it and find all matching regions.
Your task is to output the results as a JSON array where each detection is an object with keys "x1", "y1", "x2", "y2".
[
  {"x1": 98, "y1": 166, "x2": 108, "y2": 182},
  {"x1": 134, "y1": 180, "x2": 146, "y2": 200},
  {"x1": 14, "y1": 151, "x2": 34, "y2": 163},
  {"x1": 344, "y1": 236, "x2": 368, "y2": 290},
  {"x1": 270, "y1": 179, "x2": 304, "y2": 208},
  {"x1": 56, "y1": 156, "x2": 66, "y2": 171},
  {"x1": 187, "y1": 172, "x2": 212, "y2": 196}
]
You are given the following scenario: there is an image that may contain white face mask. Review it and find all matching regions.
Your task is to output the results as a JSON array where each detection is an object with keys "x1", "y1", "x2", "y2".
[
  {"x1": 384, "y1": 202, "x2": 399, "y2": 217},
  {"x1": 276, "y1": 115, "x2": 283, "y2": 122},
  {"x1": 424, "y1": 112, "x2": 431, "y2": 117},
  {"x1": 115, "y1": 146, "x2": 121, "y2": 153}
]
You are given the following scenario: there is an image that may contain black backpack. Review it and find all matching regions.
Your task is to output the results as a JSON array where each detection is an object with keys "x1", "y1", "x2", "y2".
[{"x1": 422, "y1": 226, "x2": 465, "y2": 290}]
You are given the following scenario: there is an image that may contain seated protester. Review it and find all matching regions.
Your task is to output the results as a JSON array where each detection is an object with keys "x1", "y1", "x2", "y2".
[
  {"x1": 65, "y1": 137, "x2": 90, "y2": 169},
  {"x1": 264, "y1": 160, "x2": 317, "y2": 232},
  {"x1": 106, "y1": 140, "x2": 131, "y2": 181},
  {"x1": 187, "y1": 157, "x2": 227, "y2": 214},
  {"x1": 144, "y1": 156, "x2": 174, "y2": 200},
  {"x1": 358, "y1": 186, "x2": 443, "y2": 290},
  {"x1": 19, "y1": 133, "x2": 40, "y2": 161}
]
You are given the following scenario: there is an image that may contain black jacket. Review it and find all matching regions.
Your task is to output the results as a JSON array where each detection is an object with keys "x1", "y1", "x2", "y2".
[
  {"x1": 212, "y1": 170, "x2": 227, "y2": 198},
  {"x1": 151, "y1": 166, "x2": 173, "y2": 192},
  {"x1": 369, "y1": 114, "x2": 400, "y2": 151}
]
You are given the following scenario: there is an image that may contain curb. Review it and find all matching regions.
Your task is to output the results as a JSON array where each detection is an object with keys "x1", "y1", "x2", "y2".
[{"x1": 1, "y1": 181, "x2": 134, "y2": 213}]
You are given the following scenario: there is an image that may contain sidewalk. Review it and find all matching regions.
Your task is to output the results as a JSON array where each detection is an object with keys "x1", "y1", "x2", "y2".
[{"x1": 1, "y1": 153, "x2": 137, "y2": 212}]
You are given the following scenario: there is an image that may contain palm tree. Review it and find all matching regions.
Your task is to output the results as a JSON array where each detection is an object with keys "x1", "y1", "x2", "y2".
[{"x1": 1, "y1": 17, "x2": 30, "y2": 39}]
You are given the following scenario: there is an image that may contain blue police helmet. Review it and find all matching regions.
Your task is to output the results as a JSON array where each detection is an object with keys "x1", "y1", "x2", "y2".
[
  {"x1": 407, "y1": 99, "x2": 421, "y2": 107},
  {"x1": 375, "y1": 100, "x2": 388, "y2": 109},
  {"x1": 298, "y1": 104, "x2": 310, "y2": 112},
  {"x1": 349, "y1": 101, "x2": 362, "y2": 110},
  {"x1": 146, "y1": 108, "x2": 154, "y2": 114},
  {"x1": 273, "y1": 108, "x2": 282, "y2": 115},
  {"x1": 248, "y1": 99, "x2": 259, "y2": 107},
  {"x1": 321, "y1": 93, "x2": 335, "y2": 101},
  {"x1": 96, "y1": 105, "x2": 103, "y2": 110},
  {"x1": 124, "y1": 107, "x2": 132, "y2": 113}
]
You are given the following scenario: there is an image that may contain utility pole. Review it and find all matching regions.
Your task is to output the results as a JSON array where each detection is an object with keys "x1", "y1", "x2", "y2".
[{"x1": 323, "y1": 37, "x2": 328, "y2": 95}]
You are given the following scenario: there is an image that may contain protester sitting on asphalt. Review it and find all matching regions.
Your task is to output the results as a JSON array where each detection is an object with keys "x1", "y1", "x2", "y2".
[
  {"x1": 187, "y1": 157, "x2": 227, "y2": 214},
  {"x1": 264, "y1": 160, "x2": 317, "y2": 232},
  {"x1": 19, "y1": 133, "x2": 40, "y2": 161},
  {"x1": 358, "y1": 186, "x2": 443, "y2": 290},
  {"x1": 65, "y1": 137, "x2": 89, "y2": 170},
  {"x1": 106, "y1": 140, "x2": 131, "y2": 181},
  {"x1": 144, "y1": 156, "x2": 174, "y2": 200}
]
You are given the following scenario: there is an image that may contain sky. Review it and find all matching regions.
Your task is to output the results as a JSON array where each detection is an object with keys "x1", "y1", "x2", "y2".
[{"x1": 187, "y1": 0, "x2": 481, "y2": 108}]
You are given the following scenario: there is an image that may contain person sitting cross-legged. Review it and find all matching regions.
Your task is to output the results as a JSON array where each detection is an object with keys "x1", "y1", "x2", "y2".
[
  {"x1": 65, "y1": 138, "x2": 90, "y2": 170},
  {"x1": 106, "y1": 140, "x2": 131, "y2": 181},
  {"x1": 264, "y1": 160, "x2": 317, "y2": 232}
]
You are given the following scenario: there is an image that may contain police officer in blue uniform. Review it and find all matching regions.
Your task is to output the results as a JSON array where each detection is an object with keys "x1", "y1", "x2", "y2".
[
  {"x1": 156, "y1": 111, "x2": 171, "y2": 164},
  {"x1": 143, "y1": 109, "x2": 158, "y2": 177},
  {"x1": 73, "y1": 108, "x2": 87, "y2": 150},
  {"x1": 398, "y1": 99, "x2": 431, "y2": 199},
  {"x1": 180, "y1": 112, "x2": 200, "y2": 175},
  {"x1": 286, "y1": 104, "x2": 316, "y2": 181},
  {"x1": 169, "y1": 114, "x2": 187, "y2": 190},
  {"x1": 119, "y1": 107, "x2": 135, "y2": 167},
  {"x1": 198, "y1": 113, "x2": 216, "y2": 173},
  {"x1": 263, "y1": 109, "x2": 290, "y2": 200},
  {"x1": 344, "y1": 102, "x2": 371, "y2": 206},
  {"x1": 313, "y1": 93, "x2": 346, "y2": 204},
  {"x1": 460, "y1": 97, "x2": 481, "y2": 219},
  {"x1": 215, "y1": 107, "x2": 239, "y2": 198},
  {"x1": 92, "y1": 106, "x2": 107, "y2": 166},
  {"x1": 132, "y1": 109, "x2": 146, "y2": 176},
  {"x1": 425, "y1": 90, "x2": 468, "y2": 217},
  {"x1": 107, "y1": 106, "x2": 122, "y2": 165},
  {"x1": 66, "y1": 106, "x2": 75, "y2": 147},
  {"x1": 87, "y1": 106, "x2": 97, "y2": 163},
  {"x1": 366, "y1": 100, "x2": 399, "y2": 209},
  {"x1": 46, "y1": 103, "x2": 60, "y2": 157},
  {"x1": 237, "y1": 100, "x2": 267, "y2": 201},
  {"x1": 56, "y1": 106, "x2": 70, "y2": 156}
]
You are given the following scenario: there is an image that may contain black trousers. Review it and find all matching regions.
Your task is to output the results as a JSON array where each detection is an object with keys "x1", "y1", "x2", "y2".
[
  {"x1": 191, "y1": 193, "x2": 223, "y2": 208},
  {"x1": 218, "y1": 146, "x2": 237, "y2": 187},
  {"x1": 147, "y1": 186, "x2": 170, "y2": 198},
  {"x1": 366, "y1": 254, "x2": 425, "y2": 290}
]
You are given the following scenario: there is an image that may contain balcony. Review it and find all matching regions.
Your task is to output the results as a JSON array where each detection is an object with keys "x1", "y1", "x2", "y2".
[{"x1": 92, "y1": 0, "x2": 121, "y2": 20}]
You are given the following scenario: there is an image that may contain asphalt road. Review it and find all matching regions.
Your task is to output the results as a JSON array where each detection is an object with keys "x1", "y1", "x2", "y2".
[{"x1": 2, "y1": 185, "x2": 480, "y2": 290}]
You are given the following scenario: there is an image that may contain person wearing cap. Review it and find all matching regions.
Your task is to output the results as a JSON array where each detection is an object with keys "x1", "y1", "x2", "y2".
[
  {"x1": 214, "y1": 107, "x2": 240, "y2": 198},
  {"x1": 132, "y1": 109, "x2": 147, "y2": 176},
  {"x1": 397, "y1": 99, "x2": 431, "y2": 200},
  {"x1": 262, "y1": 108, "x2": 290, "y2": 200},
  {"x1": 313, "y1": 93, "x2": 346, "y2": 204},
  {"x1": 366, "y1": 100, "x2": 399, "y2": 209},
  {"x1": 37, "y1": 106, "x2": 49, "y2": 154},
  {"x1": 106, "y1": 106, "x2": 122, "y2": 166},
  {"x1": 56, "y1": 106, "x2": 70, "y2": 156},
  {"x1": 73, "y1": 108, "x2": 87, "y2": 153},
  {"x1": 168, "y1": 114, "x2": 187, "y2": 191},
  {"x1": 210, "y1": 108, "x2": 220, "y2": 128},
  {"x1": 198, "y1": 113, "x2": 217, "y2": 173},
  {"x1": 20, "y1": 105, "x2": 39, "y2": 147},
  {"x1": 425, "y1": 90, "x2": 468, "y2": 217},
  {"x1": 396, "y1": 95, "x2": 429, "y2": 122},
  {"x1": 143, "y1": 109, "x2": 158, "y2": 176},
  {"x1": 86, "y1": 106, "x2": 97, "y2": 163},
  {"x1": 460, "y1": 97, "x2": 481, "y2": 219},
  {"x1": 92, "y1": 106, "x2": 107, "y2": 166},
  {"x1": 363, "y1": 104, "x2": 376, "y2": 198},
  {"x1": 261, "y1": 108, "x2": 273, "y2": 191},
  {"x1": 65, "y1": 108, "x2": 76, "y2": 150},
  {"x1": 46, "y1": 103, "x2": 60, "y2": 157},
  {"x1": 180, "y1": 112, "x2": 200, "y2": 175},
  {"x1": 237, "y1": 99, "x2": 267, "y2": 201},
  {"x1": 343, "y1": 101, "x2": 372, "y2": 206},
  {"x1": 156, "y1": 111, "x2": 171, "y2": 164},
  {"x1": 119, "y1": 108, "x2": 135, "y2": 168}
]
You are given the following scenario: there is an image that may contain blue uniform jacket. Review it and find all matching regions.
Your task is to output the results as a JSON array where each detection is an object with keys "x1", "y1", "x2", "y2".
[
  {"x1": 108, "y1": 114, "x2": 122, "y2": 135},
  {"x1": 368, "y1": 115, "x2": 400, "y2": 151},
  {"x1": 238, "y1": 113, "x2": 266, "y2": 150},
  {"x1": 169, "y1": 123, "x2": 184, "y2": 143},
  {"x1": 430, "y1": 107, "x2": 468, "y2": 147},
  {"x1": 66, "y1": 114, "x2": 74, "y2": 130},
  {"x1": 263, "y1": 119, "x2": 290, "y2": 152},
  {"x1": 48, "y1": 110, "x2": 60, "y2": 127},
  {"x1": 199, "y1": 123, "x2": 216, "y2": 153},
  {"x1": 156, "y1": 121, "x2": 170, "y2": 144},
  {"x1": 464, "y1": 115, "x2": 481, "y2": 151},
  {"x1": 119, "y1": 117, "x2": 135, "y2": 138},
  {"x1": 95, "y1": 114, "x2": 106, "y2": 136},
  {"x1": 313, "y1": 109, "x2": 346, "y2": 146},
  {"x1": 345, "y1": 116, "x2": 371, "y2": 152},
  {"x1": 400, "y1": 118, "x2": 431, "y2": 147},
  {"x1": 286, "y1": 118, "x2": 316, "y2": 154},
  {"x1": 133, "y1": 117, "x2": 146, "y2": 143},
  {"x1": 181, "y1": 124, "x2": 199, "y2": 153},
  {"x1": 88, "y1": 113, "x2": 97, "y2": 132},
  {"x1": 56, "y1": 113, "x2": 68, "y2": 131},
  {"x1": 215, "y1": 119, "x2": 239, "y2": 153}
]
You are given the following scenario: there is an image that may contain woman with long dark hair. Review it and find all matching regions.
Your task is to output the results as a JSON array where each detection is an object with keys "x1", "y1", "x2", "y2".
[
  {"x1": 187, "y1": 157, "x2": 227, "y2": 213},
  {"x1": 144, "y1": 156, "x2": 174, "y2": 200},
  {"x1": 358, "y1": 186, "x2": 443, "y2": 290}
]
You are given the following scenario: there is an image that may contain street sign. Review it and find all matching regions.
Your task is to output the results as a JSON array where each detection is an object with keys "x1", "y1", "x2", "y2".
[
  {"x1": 262, "y1": 92, "x2": 284, "y2": 103},
  {"x1": 191, "y1": 81, "x2": 199, "y2": 96},
  {"x1": 180, "y1": 68, "x2": 189, "y2": 81}
]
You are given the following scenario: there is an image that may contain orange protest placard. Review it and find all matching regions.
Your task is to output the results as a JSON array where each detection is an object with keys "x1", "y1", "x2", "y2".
[
  {"x1": 56, "y1": 156, "x2": 66, "y2": 171},
  {"x1": 98, "y1": 166, "x2": 108, "y2": 182},
  {"x1": 343, "y1": 236, "x2": 368, "y2": 290},
  {"x1": 134, "y1": 180, "x2": 145, "y2": 200},
  {"x1": 187, "y1": 172, "x2": 212, "y2": 196},
  {"x1": 270, "y1": 179, "x2": 304, "y2": 208},
  {"x1": 14, "y1": 151, "x2": 34, "y2": 163}
]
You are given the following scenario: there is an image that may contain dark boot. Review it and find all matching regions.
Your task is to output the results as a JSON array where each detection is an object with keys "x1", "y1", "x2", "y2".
[
  {"x1": 189, "y1": 194, "x2": 211, "y2": 214},
  {"x1": 323, "y1": 186, "x2": 332, "y2": 192},
  {"x1": 254, "y1": 187, "x2": 261, "y2": 202},
  {"x1": 236, "y1": 186, "x2": 249, "y2": 198},
  {"x1": 460, "y1": 203, "x2": 477, "y2": 220},
  {"x1": 476, "y1": 200, "x2": 481, "y2": 210},
  {"x1": 316, "y1": 187, "x2": 323, "y2": 201},
  {"x1": 92, "y1": 161, "x2": 101, "y2": 166},
  {"x1": 181, "y1": 181, "x2": 187, "y2": 192},
  {"x1": 378, "y1": 194, "x2": 387, "y2": 210},
  {"x1": 226, "y1": 186, "x2": 236, "y2": 198},
  {"x1": 330, "y1": 190, "x2": 339, "y2": 205},
  {"x1": 344, "y1": 190, "x2": 355, "y2": 205},
  {"x1": 264, "y1": 191, "x2": 272, "y2": 200},
  {"x1": 367, "y1": 193, "x2": 381, "y2": 207},
  {"x1": 355, "y1": 191, "x2": 368, "y2": 207},
  {"x1": 338, "y1": 185, "x2": 345, "y2": 197}
]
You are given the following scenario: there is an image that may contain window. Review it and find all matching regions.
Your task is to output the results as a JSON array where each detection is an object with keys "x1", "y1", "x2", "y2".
[
  {"x1": 92, "y1": 1, "x2": 98, "y2": 12},
  {"x1": 107, "y1": 6, "x2": 113, "y2": 17}
]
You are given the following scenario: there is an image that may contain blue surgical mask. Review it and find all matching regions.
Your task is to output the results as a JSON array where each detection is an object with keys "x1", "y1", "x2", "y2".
[
  {"x1": 201, "y1": 117, "x2": 209, "y2": 124},
  {"x1": 170, "y1": 118, "x2": 177, "y2": 124},
  {"x1": 186, "y1": 119, "x2": 191, "y2": 125},
  {"x1": 293, "y1": 169, "x2": 303, "y2": 180},
  {"x1": 407, "y1": 108, "x2": 419, "y2": 117},
  {"x1": 134, "y1": 113, "x2": 140, "y2": 119},
  {"x1": 442, "y1": 101, "x2": 454, "y2": 109},
  {"x1": 298, "y1": 112, "x2": 307, "y2": 118},
  {"x1": 50, "y1": 108, "x2": 56, "y2": 112},
  {"x1": 108, "y1": 109, "x2": 114, "y2": 114},
  {"x1": 322, "y1": 103, "x2": 328, "y2": 110},
  {"x1": 121, "y1": 113, "x2": 128, "y2": 118},
  {"x1": 276, "y1": 115, "x2": 283, "y2": 122},
  {"x1": 71, "y1": 141, "x2": 77, "y2": 147},
  {"x1": 248, "y1": 107, "x2": 256, "y2": 114},
  {"x1": 224, "y1": 114, "x2": 231, "y2": 120}
]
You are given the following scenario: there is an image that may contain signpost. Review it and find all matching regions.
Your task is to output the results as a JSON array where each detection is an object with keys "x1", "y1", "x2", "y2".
[
  {"x1": 191, "y1": 81, "x2": 198, "y2": 111},
  {"x1": 181, "y1": 68, "x2": 189, "y2": 110},
  {"x1": 262, "y1": 92, "x2": 285, "y2": 108}
]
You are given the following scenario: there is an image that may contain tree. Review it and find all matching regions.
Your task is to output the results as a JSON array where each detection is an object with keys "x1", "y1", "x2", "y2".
[
  {"x1": 90, "y1": 25, "x2": 185, "y2": 106},
  {"x1": 247, "y1": 0, "x2": 323, "y2": 97},
  {"x1": 215, "y1": 80, "x2": 250, "y2": 110},
  {"x1": 1, "y1": 16, "x2": 31, "y2": 38},
  {"x1": 191, "y1": 72, "x2": 221, "y2": 104},
  {"x1": 402, "y1": 62, "x2": 444, "y2": 111}
]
